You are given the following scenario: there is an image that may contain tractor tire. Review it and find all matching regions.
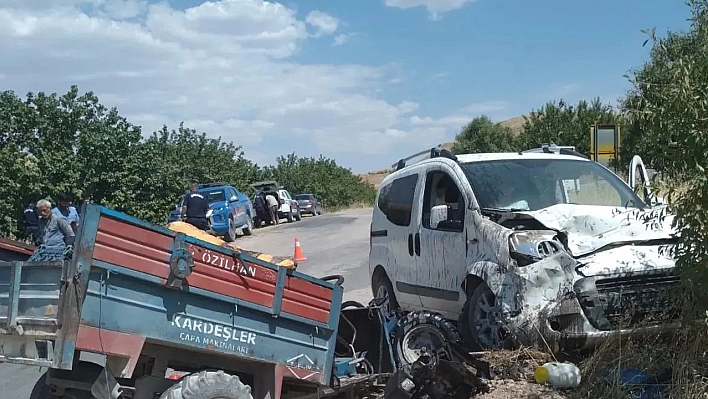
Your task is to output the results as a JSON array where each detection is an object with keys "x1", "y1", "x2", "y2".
[
  {"x1": 392, "y1": 311, "x2": 461, "y2": 369},
  {"x1": 160, "y1": 370, "x2": 253, "y2": 399}
]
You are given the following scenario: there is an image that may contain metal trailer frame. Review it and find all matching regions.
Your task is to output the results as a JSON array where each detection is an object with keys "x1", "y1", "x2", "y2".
[{"x1": 0, "y1": 204, "x2": 363, "y2": 399}]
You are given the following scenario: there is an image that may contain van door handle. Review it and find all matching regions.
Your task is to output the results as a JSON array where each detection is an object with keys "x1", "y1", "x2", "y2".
[
  {"x1": 414, "y1": 233, "x2": 421, "y2": 256},
  {"x1": 407, "y1": 234, "x2": 414, "y2": 256}
]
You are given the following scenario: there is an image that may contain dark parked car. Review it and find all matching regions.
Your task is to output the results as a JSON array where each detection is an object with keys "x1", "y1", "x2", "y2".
[{"x1": 295, "y1": 194, "x2": 323, "y2": 216}]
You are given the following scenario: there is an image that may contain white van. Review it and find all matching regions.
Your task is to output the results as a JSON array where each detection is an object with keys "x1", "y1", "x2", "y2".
[{"x1": 368, "y1": 146, "x2": 680, "y2": 352}]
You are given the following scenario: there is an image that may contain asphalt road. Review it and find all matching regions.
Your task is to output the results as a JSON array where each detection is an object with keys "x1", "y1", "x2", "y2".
[
  {"x1": 0, "y1": 207, "x2": 375, "y2": 398},
  {"x1": 241, "y1": 207, "x2": 375, "y2": 305}
]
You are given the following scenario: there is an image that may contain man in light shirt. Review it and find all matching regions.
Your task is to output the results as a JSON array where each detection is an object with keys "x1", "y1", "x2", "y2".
[
  {"x1": 29, "y1": 199, "x2": 75, "y2": 262},
  {"x1": 265, "y1": 193, "x2": 279, "y2": 225}
]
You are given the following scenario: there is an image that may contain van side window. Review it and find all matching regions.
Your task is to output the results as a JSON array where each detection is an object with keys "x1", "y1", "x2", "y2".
[
  {"x1": 378, "y1": 174, "x2": 418, "y2": 227},
  {"x1": 422, "y1": 171, "x2": 464, "y2": 232}
]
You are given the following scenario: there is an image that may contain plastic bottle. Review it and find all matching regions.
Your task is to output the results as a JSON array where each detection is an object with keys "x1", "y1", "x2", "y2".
[{"x1": 534, "y1": 361, "x2": 582, "y2": 388}]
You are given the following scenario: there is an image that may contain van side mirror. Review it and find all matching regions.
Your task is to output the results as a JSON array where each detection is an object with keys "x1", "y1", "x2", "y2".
[
  {"x1": 229, "y1": 195, "x2": 238, "y2": 202},
  {"x1": 430, "y1": 205, "x2": 448, "y2": 229}
]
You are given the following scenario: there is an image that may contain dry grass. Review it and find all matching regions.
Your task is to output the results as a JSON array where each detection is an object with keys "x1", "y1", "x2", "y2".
[
  {"x1": 572, "y1": 322, "x2": 708, "y2": 399},
  {"x1": 499, "y1": 115, "x2": 526, "y2": 134},
  {"x1": 324, "y1": 201, "x2": 373, "y2": 213}
]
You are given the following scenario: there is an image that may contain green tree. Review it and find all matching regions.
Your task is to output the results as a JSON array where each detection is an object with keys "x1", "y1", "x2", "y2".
[
  {"x1": 0, "y1": 86, "x2": 145, "y2": 237},
  {"x1": 517, "y1": 98, "x2": 619, "y2": 157},
  {"x1": 0, "y1": 86, "x2": 376, "y2": 239},
  {"x1": 451, "y1": 115, "x2": 519, "y2": 154},
  {"x1": 621, "y1": 0, "x2": 708, "y2": 314},
  {"x1": 127, "y1": 124, "x2": 261, "y2": 223}
]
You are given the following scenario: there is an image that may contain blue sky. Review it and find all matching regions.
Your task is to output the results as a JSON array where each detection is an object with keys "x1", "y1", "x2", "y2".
[{"x1": 0, "y1": 0, "x2": 692, "y2": 173}]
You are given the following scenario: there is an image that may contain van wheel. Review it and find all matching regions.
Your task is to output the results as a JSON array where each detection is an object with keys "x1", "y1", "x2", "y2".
[
  {"x1": 458, "y1": 282, "x2": 513, "y2": 350},
  {"x1": 160, "y1": 370, "x2": 253, "y2": 399},
  {"x1": 295, "y1": 209, "x2": 302, "y2": 221},
  {"x1": 372, "y1": 272, "x2": 399, "y2": 314},
  {"x1": 287, "y1": 211, "x2": 294, "y2": 223}
]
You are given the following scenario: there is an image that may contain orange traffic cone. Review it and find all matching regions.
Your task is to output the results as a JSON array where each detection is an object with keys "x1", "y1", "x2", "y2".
[{"x1": 293, "y1": 238, "x2": 307, "y2": 262}]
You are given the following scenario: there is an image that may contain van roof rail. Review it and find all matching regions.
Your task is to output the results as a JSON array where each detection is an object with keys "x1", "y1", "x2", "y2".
[
  {"x1": 521, "y1": 143, "x2": 589, "y2": 159},
  {"x1": 391, "y1": 145, "x2": 459, "y2": 171}
]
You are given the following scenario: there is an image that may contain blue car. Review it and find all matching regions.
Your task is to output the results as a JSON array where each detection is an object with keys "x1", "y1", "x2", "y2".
[{"x1": 168, "y1": 183, "x2": 255, "y2": 242}]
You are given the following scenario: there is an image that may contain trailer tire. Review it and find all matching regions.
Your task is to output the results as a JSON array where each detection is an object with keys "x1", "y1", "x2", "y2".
[
  {"x1": 392, "y1": 311, "x2": 460, "y2": 369},
  {"x1": 341, "y1": 300, "x2": 366, "y2": 309},
  {"x1": 160, "y1": 370, "x2": 253, "y2": 399},
  {"x1": 30, "y1": 372, "x2": 58, "y2": 399}
]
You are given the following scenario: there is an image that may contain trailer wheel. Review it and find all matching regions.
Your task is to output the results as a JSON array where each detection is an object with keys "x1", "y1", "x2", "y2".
[
  {"x1": 392, "y1": 311, "x2": 460, "y2": 369},
  {"x1": 30, "y1": 372, "x2": 58, "y2": 399},
  {"x1": 160, "y1": 370, "x2": 253, "y2": 399}
]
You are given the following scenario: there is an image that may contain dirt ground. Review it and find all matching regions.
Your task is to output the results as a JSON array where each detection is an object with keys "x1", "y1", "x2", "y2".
[{"x1": 474, "y1": 349, "x2": 572, "y2": 399}]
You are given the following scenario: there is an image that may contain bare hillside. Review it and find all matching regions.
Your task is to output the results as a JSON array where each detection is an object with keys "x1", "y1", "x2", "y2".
[{"x1": 359, "y1": 115, "x2": 526, "y2": 189}]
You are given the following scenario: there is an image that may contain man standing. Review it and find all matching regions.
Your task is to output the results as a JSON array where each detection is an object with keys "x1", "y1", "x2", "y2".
[
  {"x1": 23, "y1": 196, "x2": 41, "y2": 246},
  {"x1": 29, "y1": 199, "x2": 75, "y2": 262},
  {"x1": 76, "y1": 191, "x2": 92, "y2": 216},
  {"x1": 181, "y1": 183, "x2": 210, "y2": 231},
  {"x1": 53, "y1": 192, "x2": 79, "y2": 231},
  {"x1": 253, "y1": 191, "x2": 268, "y2": 227},
  {"x1": 265, "y1": 192, "x2": 279, "y2": 225}
]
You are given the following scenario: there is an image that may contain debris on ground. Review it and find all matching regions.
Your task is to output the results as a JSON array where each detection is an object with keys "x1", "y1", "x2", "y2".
[
  {"x1": 473, "y1": 349, "x2": 572, "y2": 399},
  {"x1": 479, "y1": 349, "x2": 554, "y2": 381},
  {"x1": 476, "y1": 379, "x2": 571, "y2": 399},
  {"x1": 167, "y1": 221, "x2": 296, "y2": 268}
]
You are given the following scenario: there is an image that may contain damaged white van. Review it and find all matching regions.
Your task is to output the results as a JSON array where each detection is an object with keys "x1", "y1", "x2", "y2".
[{"x1": 369, "y1": 145, "x2": 680, "y2": 352}]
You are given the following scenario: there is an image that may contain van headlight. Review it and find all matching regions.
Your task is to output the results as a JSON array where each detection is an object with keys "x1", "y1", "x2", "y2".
[{"x1": 509, "y1": 231, "x2": 563, "y2": 262}]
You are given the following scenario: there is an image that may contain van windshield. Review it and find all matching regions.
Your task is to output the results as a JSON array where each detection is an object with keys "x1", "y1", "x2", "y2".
[{"x1": 460, "y1": 158, "x2": 646, "y2": 212}]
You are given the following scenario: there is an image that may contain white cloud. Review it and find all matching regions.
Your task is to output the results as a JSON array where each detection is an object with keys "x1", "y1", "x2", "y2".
[
  {"x1": 101, "y1": 0, "x2": 147, "y2": 20},
  {"x1": 333, "y1": 33, "x2": 350, "y2": 46},
  {"x1": 383, "y1": 0, "x2": 476, "y2": 20},
  {"x1": 537, "y1": 83, "x2": 584, "y2": 100},
  {"x1": 0, "y1": 0, "x2": 497, "y2": 170},
  {"x1": 410, "y1": 101, "x2": 510, "y2": 127},
  {"x1": 305, "y1": 10, "x2": 339, "y2": 37}
]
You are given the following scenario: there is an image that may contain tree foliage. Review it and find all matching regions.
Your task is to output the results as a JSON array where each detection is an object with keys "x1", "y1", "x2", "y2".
[
  {"x1": 622, "y1": 0, "x2": 708, "y2": 313},
  {"x1": 0, "y1": 86, "x2": 374, "y2": 239},
  {"x1": 517, "y1": 98, "x2": 620, "y2": 157},
  {"x1": 450, "y1": 115, "x2": 519, "y2": 154}
]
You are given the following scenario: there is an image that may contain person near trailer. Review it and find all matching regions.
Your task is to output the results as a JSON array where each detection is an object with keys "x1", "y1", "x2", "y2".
[
  {"x1": 29, "y1": 199, "x2": 76, "y2": 262},
  {"x1": 76, "y1": 191, "x2": 93, "y2": 216},
  {"x1": 181, "y1": 183, "x2": 210, "y2": 231},
  {"x1": 23, "y1": 195, "x2": 42, "y2": 246},
  {"x1": 253, "y1": 191, "x2": 270, "y2": 227},
  {"x1": 52, "y1": 192, "x2": 79, "y2": 232},
  {"x1": 265, "y1": 192, "x2": 279, "y2": 225}
]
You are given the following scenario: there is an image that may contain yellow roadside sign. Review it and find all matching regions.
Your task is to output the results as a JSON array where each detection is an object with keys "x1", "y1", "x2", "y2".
[{"x1": 589, "y1": 124, "x2": 620, "y2": 172}]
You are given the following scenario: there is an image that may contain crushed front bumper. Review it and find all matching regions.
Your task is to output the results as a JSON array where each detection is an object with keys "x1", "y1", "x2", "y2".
[{"x1": 528, "y1": 270, "x2": 684, "y2": 352}]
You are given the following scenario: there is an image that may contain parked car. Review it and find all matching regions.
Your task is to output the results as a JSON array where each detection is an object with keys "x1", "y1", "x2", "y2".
[
  {"x1": 295, "y1": 194, "x2": 323, "y2": 216},
  {"x1": 369, "y1": 145, "x2": 679, "y2": 353},
  {"x1": 168, "y1": 183, "x2": 254, "y2": 241},
  {"x1": 251, "y1": 181, "x2": 302, "y2": 223}
]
